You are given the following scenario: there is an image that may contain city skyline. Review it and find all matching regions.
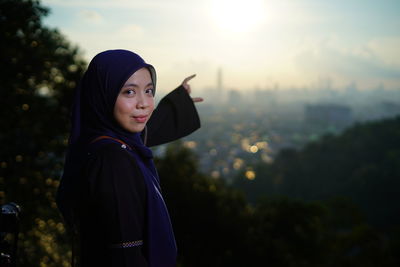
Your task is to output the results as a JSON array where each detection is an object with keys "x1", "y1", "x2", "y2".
[{"x1": 42, "y1": 0, "x2": 400, "y2": 94}]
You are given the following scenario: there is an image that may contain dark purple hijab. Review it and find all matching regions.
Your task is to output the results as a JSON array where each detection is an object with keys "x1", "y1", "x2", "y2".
[{"x1": 56, "y1": 49, "x2": 176, "y2": 267}]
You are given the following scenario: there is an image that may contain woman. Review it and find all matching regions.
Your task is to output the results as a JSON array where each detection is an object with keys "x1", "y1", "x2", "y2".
[{"x1": 56, "y1": 49, "x2": 202, "y2": 267}]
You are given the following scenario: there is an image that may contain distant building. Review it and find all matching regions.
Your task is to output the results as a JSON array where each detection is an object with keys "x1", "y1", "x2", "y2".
[
  {"x1": 305, "y1": 103, "x2": 353, "y2": 129},
  {"x1": 203, "y1": 87, "x2": 222, "y2": 105},
  {"x1": 379, "y1": 101, "x2": 400, "y2": 118},
  {"x1": 227, "y1": 89, "x2": 242, "y2": 105}
]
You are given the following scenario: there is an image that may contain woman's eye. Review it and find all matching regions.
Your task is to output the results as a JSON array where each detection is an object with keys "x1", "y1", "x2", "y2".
[
  {"x1": 146, "y1": 88, "x2": 155, "y2": 96},
  {"x1": 124, "y1": 89, "x2": 135, "y2": 96}
]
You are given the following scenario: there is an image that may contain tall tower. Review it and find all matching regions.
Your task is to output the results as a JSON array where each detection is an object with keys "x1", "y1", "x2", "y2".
[
  {"x1": 217, "y1": 67, "x2": 223, "y2": 91},
  {"x1": 217, "y1": 67, "x2": 225, "y2": 102}
]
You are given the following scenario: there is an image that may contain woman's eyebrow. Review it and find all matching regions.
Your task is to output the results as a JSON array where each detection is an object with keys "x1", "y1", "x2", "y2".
[{"x1": 123, "y1": 82, "x2": 154, "y2": 88}]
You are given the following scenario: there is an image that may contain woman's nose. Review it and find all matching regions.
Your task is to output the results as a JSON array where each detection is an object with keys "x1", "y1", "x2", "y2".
[{"x1": 136, "y1": 94, "x2": 149, "y2": 109}]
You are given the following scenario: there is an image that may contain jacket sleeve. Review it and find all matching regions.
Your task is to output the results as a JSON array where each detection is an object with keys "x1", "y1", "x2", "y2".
[
  {"x1": 144, "y1": 85, "x2": 201, "y2": 147},
  {"x1": 84, "y1": 143, "x2": 148, "y2": 267}
]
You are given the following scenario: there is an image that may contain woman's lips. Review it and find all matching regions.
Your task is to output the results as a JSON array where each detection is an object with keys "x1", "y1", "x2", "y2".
[{"x1": 132, "y1": 115, "x2": 148, "y2": 123}]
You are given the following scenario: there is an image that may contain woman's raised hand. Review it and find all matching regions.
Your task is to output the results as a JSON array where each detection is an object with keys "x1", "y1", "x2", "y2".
[{"x1": 182, "y1": 74, "x2": 203, "y2": 103}]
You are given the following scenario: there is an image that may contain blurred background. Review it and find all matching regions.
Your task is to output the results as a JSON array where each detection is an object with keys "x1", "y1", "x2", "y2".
[{"x1": 1, "y1": 0, "x2": 399, "y2": 266}]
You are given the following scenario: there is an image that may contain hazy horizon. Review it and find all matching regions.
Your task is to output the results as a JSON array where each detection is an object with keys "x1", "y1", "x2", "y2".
[{"x1": 42, "y1": 0, "x2": 400, "y2": 94}]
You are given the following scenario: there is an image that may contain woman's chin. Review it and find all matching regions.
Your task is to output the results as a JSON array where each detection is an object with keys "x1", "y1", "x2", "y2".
[{"x1": 126, "y1": 123, "x2": 146, "y2": 133}]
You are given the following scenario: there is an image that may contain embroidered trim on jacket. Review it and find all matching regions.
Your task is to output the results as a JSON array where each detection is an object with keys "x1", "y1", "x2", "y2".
[{"x1": 109, "y1": 240, "x2": 144, "y2": 249}]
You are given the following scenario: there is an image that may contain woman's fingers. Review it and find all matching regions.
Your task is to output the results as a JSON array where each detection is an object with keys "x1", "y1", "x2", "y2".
[
  {"x1": 181, "y1": 74, "x2": 203, "y2": 103},
  {"x1": 182, "y1": 74, "x2": 196, "y2": 92},
  {"x1": 182, "y1": 74, "x2": 196, "y2": 86},
  {"x1": 192, "y1": 97, "x2": 204, "y2": 103}
]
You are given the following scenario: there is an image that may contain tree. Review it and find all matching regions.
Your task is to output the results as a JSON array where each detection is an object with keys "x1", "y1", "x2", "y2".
[
  {"x1": 155, "y1": 142, "x2": 251, "y2": 267},
  {"x1": 0, "y1": 0, "x2": 86, "y2": 265},
  {"x1": 234, "y1": 117, "x2": 400, "y2": 228}
]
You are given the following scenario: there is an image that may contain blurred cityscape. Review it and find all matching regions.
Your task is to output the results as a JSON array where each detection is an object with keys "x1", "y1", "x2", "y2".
[{"x1": 155, "y1": 75, "x2": 400, "y2": 182}]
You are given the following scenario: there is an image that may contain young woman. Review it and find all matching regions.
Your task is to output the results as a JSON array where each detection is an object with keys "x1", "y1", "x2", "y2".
[{"x1": 56, "y1": 49, "x2": 202, "y2": 267}]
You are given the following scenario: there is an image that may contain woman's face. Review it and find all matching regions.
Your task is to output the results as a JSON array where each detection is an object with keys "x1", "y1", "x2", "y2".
[{"x1": 113, "y1": 67, "x2": 155, "y2": 133}]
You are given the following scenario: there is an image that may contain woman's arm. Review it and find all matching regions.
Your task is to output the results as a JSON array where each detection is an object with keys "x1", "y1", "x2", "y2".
[{"x1": 145, "y1": 85, "x2": 201, "y2": 147}]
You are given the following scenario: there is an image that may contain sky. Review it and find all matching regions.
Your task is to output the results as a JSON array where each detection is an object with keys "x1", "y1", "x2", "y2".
[{"x1": 42, "y1": 0, "x2": 400, "y2": 94}]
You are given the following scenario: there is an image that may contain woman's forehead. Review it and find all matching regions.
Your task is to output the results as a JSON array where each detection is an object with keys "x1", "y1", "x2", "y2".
[{"x1": 122, "y1": 69, "x2": 154, "y2": 92}]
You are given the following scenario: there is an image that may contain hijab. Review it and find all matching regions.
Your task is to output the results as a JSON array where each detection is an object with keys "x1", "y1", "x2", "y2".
[{"x1": 56, "y1": 49, "x2": 176, "y2": 266}]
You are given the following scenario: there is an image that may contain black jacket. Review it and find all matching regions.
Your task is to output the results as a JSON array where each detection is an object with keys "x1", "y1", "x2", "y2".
[{"x1": 77, "y1": 85, "x2": 200, "y2": 267}]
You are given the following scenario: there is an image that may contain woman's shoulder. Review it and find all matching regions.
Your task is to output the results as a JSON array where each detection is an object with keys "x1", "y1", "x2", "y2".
[
  {"x1": 83, "y1": 141, "x2": 145, "y2": 183},
  {"x1": 87, "y1": 141, "x2": 136, "y2": 166},
  {"x1": 81, "y1": 141, "x2": 147, "y2": 206}
]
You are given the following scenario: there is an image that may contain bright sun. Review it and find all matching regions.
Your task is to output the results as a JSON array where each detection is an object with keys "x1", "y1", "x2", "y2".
[{"x1": 211, "y1": 0, "x2": 266, "y2": 33}]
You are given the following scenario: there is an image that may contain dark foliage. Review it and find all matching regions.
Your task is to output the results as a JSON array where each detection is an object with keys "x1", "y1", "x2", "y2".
[
  {"x1": 158, "y1": 143, "x2": 400, "y2": 267},
  {"x1": 234, "y1": 117, "x2": 400, "y2": 228},
  {"x1": 0, "y1": 0, "x2": 86, "y2": 265},
  {"x1": 156, "y1": 142, "x2": 251, "y2": 267}
]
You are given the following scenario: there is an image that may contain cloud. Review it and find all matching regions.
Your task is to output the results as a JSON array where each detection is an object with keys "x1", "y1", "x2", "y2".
[
  {"x1": 367, "y1": 37, "x2": 400, "y2": 66},
  {"x1": 117, "y1": 24, "x2": 144, "y2": 36},
  {"x1": 294, "y1": 37, "x2": 400, "y2": 88},
  {"x1": 62, "y1": 23, "x2": 146, "y2": 58},
  {"x1": 79, "y1": 10, "x2": 103, "y2": 24}
]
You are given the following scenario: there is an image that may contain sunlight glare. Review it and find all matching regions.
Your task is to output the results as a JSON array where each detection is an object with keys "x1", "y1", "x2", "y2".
[{"x1": 211, "y1": 0, "x2": 266, "y2": 33}]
